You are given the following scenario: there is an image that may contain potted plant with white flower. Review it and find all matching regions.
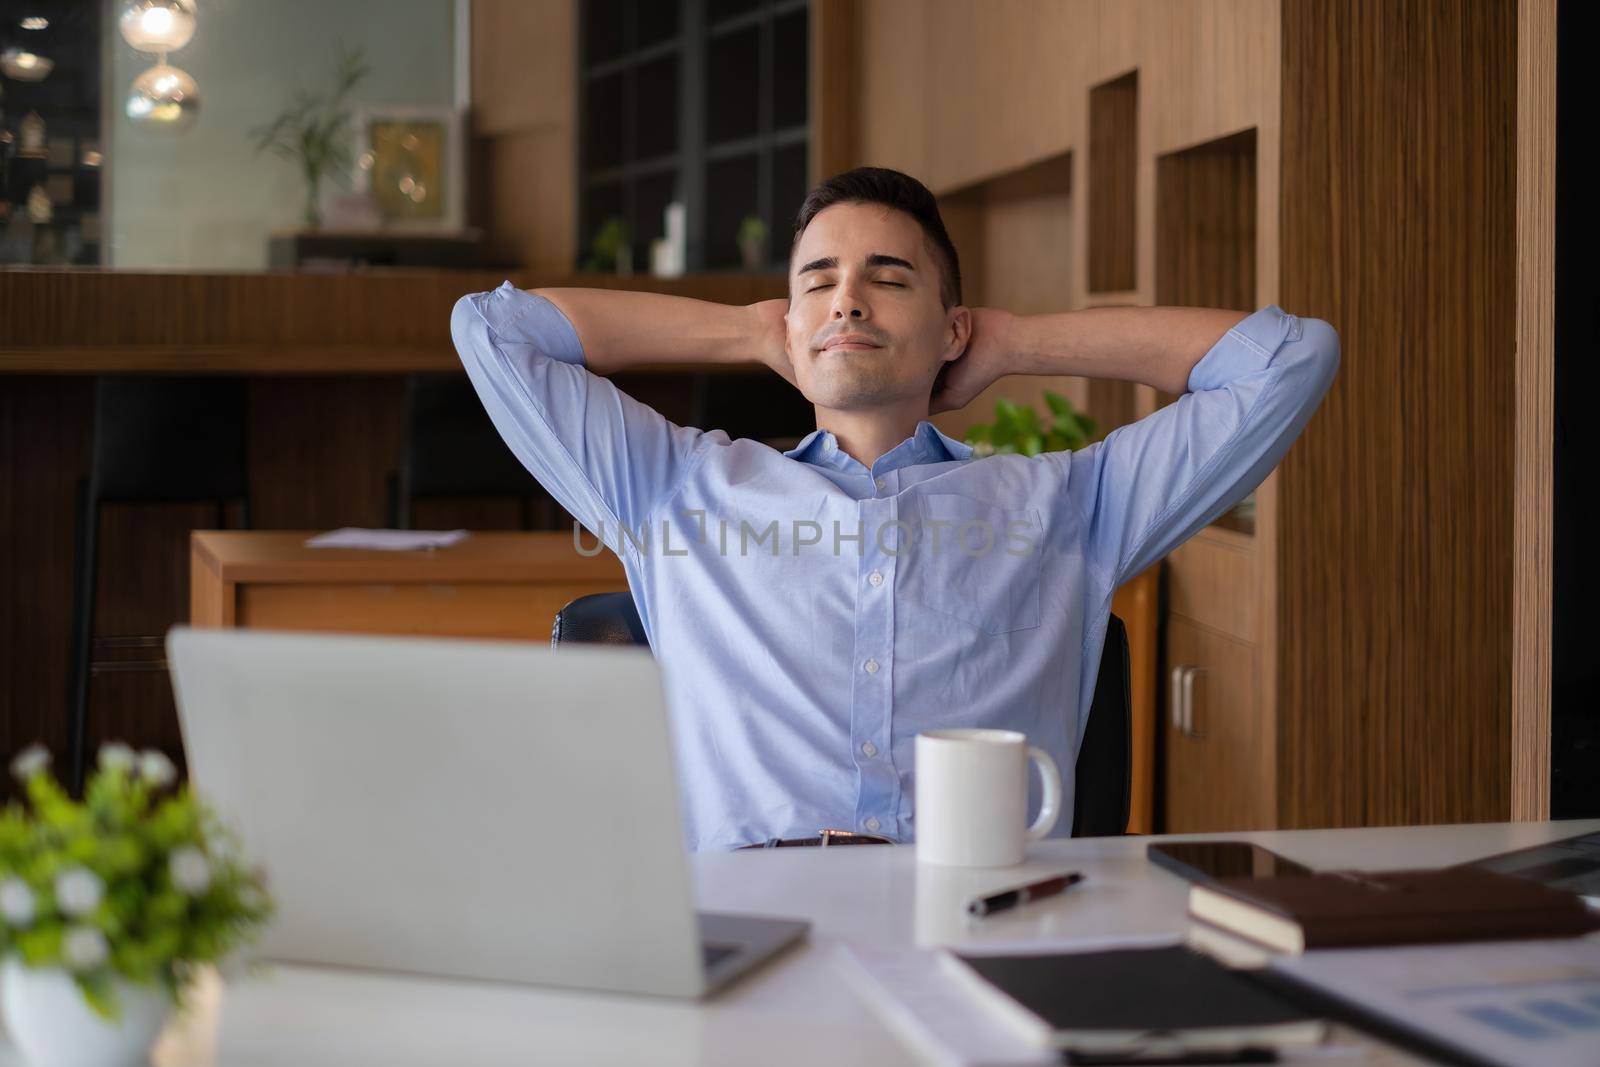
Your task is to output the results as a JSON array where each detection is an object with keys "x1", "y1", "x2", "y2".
[{"x1": 0, "y1": 742, "x2": 273, "y2": 1067}]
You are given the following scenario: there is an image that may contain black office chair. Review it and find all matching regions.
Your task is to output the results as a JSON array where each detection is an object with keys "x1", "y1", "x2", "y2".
[
  {"x1": 387, "y1": 374, "x2": 562, "y2": 530},
  {"x1": 551, "y1": 592, "x2": 1132, "y2": 837},
  {"x1": 66, "y1": 376, "x2": 251, "y2": 794}
]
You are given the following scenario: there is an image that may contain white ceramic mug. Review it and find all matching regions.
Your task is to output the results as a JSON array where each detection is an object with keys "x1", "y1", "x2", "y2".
[{"x1": 914, "y1": 729, "x2": 1062, "y2": 867}]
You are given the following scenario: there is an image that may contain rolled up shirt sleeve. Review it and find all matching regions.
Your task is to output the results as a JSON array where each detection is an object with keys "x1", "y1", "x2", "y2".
[
  {"x1": 450, "y1": 281, "x2": 713, "y2": 557},
  {"x1": 1061, "y1": 304, "x2": 1341, "y2": 590}
]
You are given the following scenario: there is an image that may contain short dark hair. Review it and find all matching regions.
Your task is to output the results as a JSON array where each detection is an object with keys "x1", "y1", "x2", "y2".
[{"x1": 790, "y1": 167, "x2": 962, "y2": 308}]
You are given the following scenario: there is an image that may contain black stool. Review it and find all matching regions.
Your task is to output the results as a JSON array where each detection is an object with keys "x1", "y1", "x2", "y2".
[
  {"x1": 65, "y1": 377, "x2": 250, "y2": 793},
  {"x1": 387, "y1": 374, "x2": 560, "y2": 530}
]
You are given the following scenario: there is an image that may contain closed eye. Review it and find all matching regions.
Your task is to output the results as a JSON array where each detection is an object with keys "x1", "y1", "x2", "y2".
[{"x1": 806, "y1": 282, "x2": 905, "y2": 292}]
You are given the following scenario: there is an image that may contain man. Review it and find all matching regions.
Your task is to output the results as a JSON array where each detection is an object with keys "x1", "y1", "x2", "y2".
[{"x1": 451, "y1": 167, "x2": 1338, "y2": 851}]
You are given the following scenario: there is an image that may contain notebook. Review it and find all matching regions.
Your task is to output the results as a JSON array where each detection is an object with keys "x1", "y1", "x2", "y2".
[
  {"x1": 941, "y1": 944, "x2": 1327, "y2": 1056},
  {"x1": 1189, "y1": 867, "x2": 1600, "y2": 954}
]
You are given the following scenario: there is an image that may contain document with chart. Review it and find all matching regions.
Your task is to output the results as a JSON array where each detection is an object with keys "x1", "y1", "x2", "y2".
[{"x1": 1271, "y1": 938, "x2": 1600, "y2": 1067}]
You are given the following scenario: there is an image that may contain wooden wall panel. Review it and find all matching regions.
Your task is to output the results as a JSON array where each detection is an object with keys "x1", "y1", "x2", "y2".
[
  {"x1": 1512, "y1": 0, "x2": 1555, "y2": 821},
  {"x1": 930, "y1": 153, "x2": 1077, "y2": 441},
  {"x1": 1155, "y1": 129, "x2": 1258, "y2": 314},
  {"x1": 1088, "y1": 72, "x2": 1138, "y2": 294},
  {"x1": 1278, "y1": 0, "x2": 1518, "y2": 826},
  {"x1": 471, "y1": 0, "x2": 577, "y2": 274},
  {"x1": 811, "y1": 0, "x2": 859, "y2": 183}
]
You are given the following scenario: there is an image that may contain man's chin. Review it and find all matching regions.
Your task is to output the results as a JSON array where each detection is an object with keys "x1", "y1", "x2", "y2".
[{"x1": 802, "y1": 380, "x2": 919, "y2": 411}]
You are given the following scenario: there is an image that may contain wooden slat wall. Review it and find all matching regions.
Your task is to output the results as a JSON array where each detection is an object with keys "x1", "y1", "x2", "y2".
[
  {"x1": 1278, "y1": 0, "x2": 1518, "y2": 825},
  {"x1": 1154, "y1": 129, "x2": 1258, "y2": 315},
  {"x1": 1088, "y1": 72, "x2": 1138, "y2": 294},
  {"x1": 0, "y1": 270, "x2": 786, "y2": 372},
  {"x1": 1512, "y1": 0, "x2": 1555, "y2": 821}
]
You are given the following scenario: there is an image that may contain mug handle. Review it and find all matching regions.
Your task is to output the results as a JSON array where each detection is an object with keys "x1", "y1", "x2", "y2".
[{"x1": 1025, "y1": 746, "x2": 1063, "y2": 840}]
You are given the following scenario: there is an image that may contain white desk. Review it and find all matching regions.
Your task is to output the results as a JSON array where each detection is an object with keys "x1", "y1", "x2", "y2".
[{"x1": 5, "y1": 820, "x2": 1597, "y2": 1066}]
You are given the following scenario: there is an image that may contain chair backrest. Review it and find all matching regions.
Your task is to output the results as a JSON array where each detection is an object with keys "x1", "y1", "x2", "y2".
[
  {"x1": 90, "y1": 377, "x2": 250, "y2": 503},
  {"x1": 403, "y1": 374, "x2": 539, "y2": 499},
  {"x1": 1070, "y1": 615, "x2": 1131, "y2": 837},
  {"x1": 551, "y1": 592, "x2": 1132, "y2": 838},
  {"x1": 550, "y1": 590, "x2": 649, "y2": 648}
]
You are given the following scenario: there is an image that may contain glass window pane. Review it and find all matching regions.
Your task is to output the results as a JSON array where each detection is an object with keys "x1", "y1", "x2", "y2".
[
  {"x1": 772, "y1": 8, "x2": 809, "y2": 130},
  {"x1": 633, "y1": 54, "x2": 680, "y2": 161},
  {"x1": 632, "y1": 171, "x2": 681, "y2": 252},
  {"x1": 633, "y1": 0, "x2": 680, "y2": 48},
  {"x1": 582, "y1": 180, "x2": 626, "y2": 270},
  {"x1": 586, "y1": 71, "x2": 626, "y2": 171},
  {"x1": 586, "y1": 0, "x2": 626, "y2": 65},
  {"x1": 709, "y1": 0, "x2": 762, "y2": 28},
  {"x1": 707, "y1": 26, "x2": 760, "y2": 145},
  {"x1": 769, "y1": 141, "x2": 809, "y2": 267},
  {"x1": 705, "y1": 152, "x2": 759, "y2": 269}
]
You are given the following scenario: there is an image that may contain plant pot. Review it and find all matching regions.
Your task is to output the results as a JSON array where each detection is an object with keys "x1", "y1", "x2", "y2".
[
  {"x1": 1, "y1": 959, "x2": 171, "y2": 1067},
  {"x1": 739, "y1": 238, "x2": 766, "y2": 271}
]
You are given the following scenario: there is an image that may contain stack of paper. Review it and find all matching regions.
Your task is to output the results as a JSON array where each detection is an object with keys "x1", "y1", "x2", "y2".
[{"x1": 303, "y1": 528, "x2": 471, "y2": 551}]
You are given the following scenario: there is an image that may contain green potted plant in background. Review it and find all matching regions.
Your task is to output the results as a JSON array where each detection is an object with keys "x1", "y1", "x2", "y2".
[
  {"x1": 249, "y1": 44, "x2": 370, "y2": 231},
  {"x1": 961, "y1": 390, "x2": 1099, "y2": 457},
  {"x1": 583, "y1": 216, "x2": 632, "y2": 275},
  {"x1": 737, "y1": 215, "x2": 768, "y2": 270},
  {"x1": 0, "y1": 743, "x2": 272, "y2": 1067}
]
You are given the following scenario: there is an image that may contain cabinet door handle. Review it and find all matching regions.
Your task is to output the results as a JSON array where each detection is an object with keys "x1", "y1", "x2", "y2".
[
  {"x1": 1170, "y1": 665, "x2": 1191, "y2": 731},
  {"x1": 1182, "y1": 666, "x2": 1207, "y2": 739}
]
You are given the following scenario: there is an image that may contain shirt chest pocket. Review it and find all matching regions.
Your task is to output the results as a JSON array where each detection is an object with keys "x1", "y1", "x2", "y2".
[{"x1": 898, "y1": 492, "x2": 1044, "y2": 635}]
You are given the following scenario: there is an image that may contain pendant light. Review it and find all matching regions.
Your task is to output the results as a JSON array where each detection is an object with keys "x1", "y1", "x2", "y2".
[
  {"x1": 120, "y1": 1, "x2": 200, "y2": 133},
  {"x1": 118, "y1": 1, "x2": 197, "y2": 54}
]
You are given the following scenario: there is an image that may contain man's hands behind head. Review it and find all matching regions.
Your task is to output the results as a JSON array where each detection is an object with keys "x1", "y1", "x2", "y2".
[
  {"x1": 930, "y1": 307, "x2": 1017, "y2": 415},
  {"x1": 749, "y1": 299, "x2": 797, "y2": 387}
]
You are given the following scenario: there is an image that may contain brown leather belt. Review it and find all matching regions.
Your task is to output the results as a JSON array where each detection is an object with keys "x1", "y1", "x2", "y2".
[{"x1": 737, "y1": 828, "x2": 897, "y2": 849}]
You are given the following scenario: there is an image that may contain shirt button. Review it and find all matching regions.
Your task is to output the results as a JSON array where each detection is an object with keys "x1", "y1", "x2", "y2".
[
  {"x1": 861, "y1": 741, "x2": 878, "y2": 758},
  {"x1": 874, "y1": 477, "x2": 886, "y2": 491},
  {"x1": 863, "y1": 658, "x2": 879, "y2": 674},
  {"x1": 864, "y1": 817, "x2": 882, "y2": 832},
  {"x1": 868, "y1": 570, "x2": 884, "y2": 587}
]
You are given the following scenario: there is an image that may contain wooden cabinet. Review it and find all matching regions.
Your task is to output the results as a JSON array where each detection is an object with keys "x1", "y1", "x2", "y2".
[
  {"x1": 1164, "y1": 615, "x2": 1265, "y2": 833},
  {"x1": 190, "y1": 531, "x2": 627, "y2": 642}
]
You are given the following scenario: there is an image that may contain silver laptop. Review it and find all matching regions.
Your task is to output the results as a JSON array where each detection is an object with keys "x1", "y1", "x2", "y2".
[{"x1": 165, "y1": 625, "x2": 808, "y2": 998}]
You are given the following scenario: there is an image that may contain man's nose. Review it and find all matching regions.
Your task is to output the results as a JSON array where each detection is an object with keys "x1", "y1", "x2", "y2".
[{"x1": 830, "y1": 285, "x2": 867, "y2": 319}]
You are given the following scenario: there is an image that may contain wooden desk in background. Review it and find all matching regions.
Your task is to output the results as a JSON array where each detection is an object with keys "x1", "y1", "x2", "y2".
[{"x1": 189, "y1": 532, "x2": 627, "y2": 641}]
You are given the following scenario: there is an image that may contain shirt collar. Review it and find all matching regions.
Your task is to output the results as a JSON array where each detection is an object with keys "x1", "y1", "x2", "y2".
[{"x1": 783, "y1": 419, "x2": 974, "y2": 473}]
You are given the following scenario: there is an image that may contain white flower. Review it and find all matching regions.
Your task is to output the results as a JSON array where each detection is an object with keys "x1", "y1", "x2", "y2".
[
  {"x1": 0, "y1": 878, "x2": 36, "y2": 927},
  {"x1": 137, "y1": 748, "x2": 176, "y2": 788},
  {"x1": 97, "y1": 741, "x2": 136, "y2": 774},
  {"x1": 54, "y1": 867, "x2": 104, "y2": 918},
  {"x1": 169, "y1": 847, "x2": 211, "y2": 895},
  {"x1": 9, "y1": 744, "x2": 50, "y2": 781},
  {"x1": 61, "y1": 925, "x2": 109, "y2": 971}
]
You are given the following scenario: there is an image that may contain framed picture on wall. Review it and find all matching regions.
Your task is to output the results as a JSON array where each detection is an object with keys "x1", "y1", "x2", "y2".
[{"x1": 351, "y1": 106, "x2": 465, "y2": 233}]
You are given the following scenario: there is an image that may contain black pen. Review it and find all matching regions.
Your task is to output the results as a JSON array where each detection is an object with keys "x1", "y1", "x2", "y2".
[{"x1": 966, "y1": 871, "x2": 1084, "y2": 917}]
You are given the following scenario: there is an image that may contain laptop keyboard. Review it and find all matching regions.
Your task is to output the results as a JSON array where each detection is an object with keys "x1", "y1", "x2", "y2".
[{"x1": 702, "y1": 942, "x2": 740, "y2": 969}]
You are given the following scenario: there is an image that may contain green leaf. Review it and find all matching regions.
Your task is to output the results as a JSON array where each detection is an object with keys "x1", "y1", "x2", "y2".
[{"x1": 76, "y1": 972, "x2": 121, "y2": 1021}]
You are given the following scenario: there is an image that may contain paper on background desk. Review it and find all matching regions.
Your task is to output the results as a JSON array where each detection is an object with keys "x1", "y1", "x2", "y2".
[{"x1": 304, "y1": 528, "x2": 471, "y2": 551}]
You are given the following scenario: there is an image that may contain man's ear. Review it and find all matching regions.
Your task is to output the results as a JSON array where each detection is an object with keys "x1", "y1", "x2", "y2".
[{"x1": 944, "y1": 306, "x2": 973, "y2": 363}]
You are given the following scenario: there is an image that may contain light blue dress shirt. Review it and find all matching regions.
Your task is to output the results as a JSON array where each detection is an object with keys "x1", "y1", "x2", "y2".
[{"x1": 451, "y1": 283, "x2": 1339, "y2": 850}]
